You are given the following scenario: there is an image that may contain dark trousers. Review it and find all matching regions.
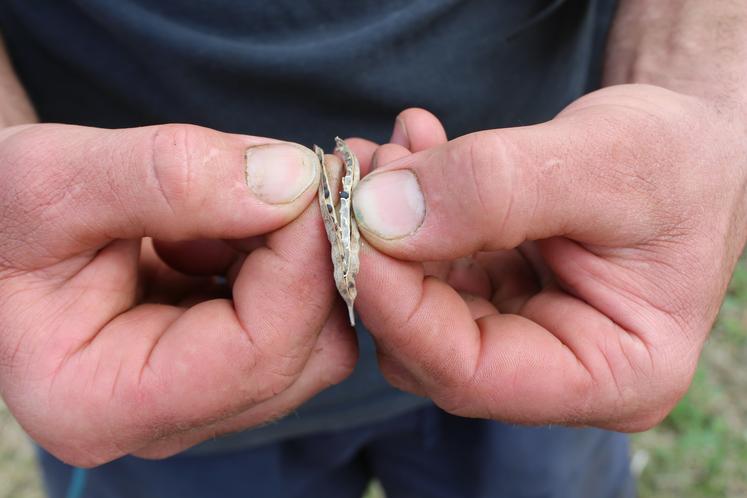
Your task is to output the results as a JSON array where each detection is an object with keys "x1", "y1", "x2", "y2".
[{"x1": 39, "y1": 404, "x2": 635, "y2": 498}]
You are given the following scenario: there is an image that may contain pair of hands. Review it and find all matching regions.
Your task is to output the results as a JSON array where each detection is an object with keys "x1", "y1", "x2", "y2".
[{"x1": 0, "y1": 83, "x2": 745, "y2": 467}]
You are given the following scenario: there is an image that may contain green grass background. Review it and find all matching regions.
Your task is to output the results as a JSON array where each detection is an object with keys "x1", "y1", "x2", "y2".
[{"x1": 3, "y1": 259, "x2": 747, "y2": 498}]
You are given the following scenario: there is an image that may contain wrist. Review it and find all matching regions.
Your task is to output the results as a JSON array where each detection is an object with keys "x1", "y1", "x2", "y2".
[{"x1": 604, "y1": 0, "x2": 747, "y2": 106}]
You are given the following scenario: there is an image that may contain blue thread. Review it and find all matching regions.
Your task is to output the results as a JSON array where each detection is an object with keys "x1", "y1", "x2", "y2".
[{"x1": 65, "y1": 467, "x2": 87, "y2": 498}]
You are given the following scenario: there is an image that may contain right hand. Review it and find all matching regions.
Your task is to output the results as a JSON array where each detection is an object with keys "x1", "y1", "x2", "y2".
[{"x1": 0, "y1": 123, "x2": 357, "y2": 466}]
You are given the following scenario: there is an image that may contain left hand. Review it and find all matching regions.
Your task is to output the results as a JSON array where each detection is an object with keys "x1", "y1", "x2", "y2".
[{"x1": 351, "y1": 85, "x2": 747, "y2": 432}]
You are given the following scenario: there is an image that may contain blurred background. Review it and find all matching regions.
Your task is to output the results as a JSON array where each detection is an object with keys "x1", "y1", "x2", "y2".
[{"x1": 3, "y1": 258, "x2": 747, "y2": 498}]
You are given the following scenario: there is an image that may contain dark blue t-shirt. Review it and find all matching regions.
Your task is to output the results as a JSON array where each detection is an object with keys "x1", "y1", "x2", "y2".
[{"x1": 0, "y1": 0, "x2": 617, "y2": 453}]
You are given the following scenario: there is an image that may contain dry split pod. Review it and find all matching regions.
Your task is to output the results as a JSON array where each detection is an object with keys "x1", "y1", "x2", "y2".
[{"x1": 314, "y1": 138, "x2": 360, "y2": 326}]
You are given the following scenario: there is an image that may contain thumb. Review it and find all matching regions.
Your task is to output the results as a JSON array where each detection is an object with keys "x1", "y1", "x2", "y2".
[
  {"x1": 351, "y1": 110, "x2": 669, "y2": 260},
  {"x1": 0, "y1": 123, "x2": 319, "y2": 258}
]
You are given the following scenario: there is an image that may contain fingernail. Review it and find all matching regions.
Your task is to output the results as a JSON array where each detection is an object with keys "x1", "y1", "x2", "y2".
[
  {"x1": 390, "y1": 117, "x2": 409, "y2": 148},
  {"x1": 353, "y1": 169, "x2": 425, "y2": 239},
  {"x1": 245, "y1": 143, "x2": 318, "y2": 204}
]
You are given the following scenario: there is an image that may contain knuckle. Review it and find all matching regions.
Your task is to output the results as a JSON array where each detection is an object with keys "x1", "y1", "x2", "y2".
[
  {"x1": 455, "y1": 132, "x2": 520, "y2": 248},
  {"x1": 460, "y1": 133, "x2": 498, "y2": 213},
  {"x1": 613, "y1": 399, "x2": 674, "y2": 433},
  {"x1": 638, "y1": 360, "x2": 695, "y2": 430},
  {"x1": 322, "y1": 341, "x2": 357, "y2": 387},
  {"x1": 605, "y1": 351, "x2": 696, "y2": 433},
  {"x1": 265, "y1": 358, "x2": 304, "y2": 394},
  {"x1": 132, "y1": 443, "x2": 183, "y2": 461},
  {"x1": 431, "y1": 390, "x2": 473, "y2": 417},
  {"x1": 377, "y1": 352, "x2": 414, "y2": 392},
  {"x1": 247, "y1": 344, "x2": 305, "y2": 403},
  {"x1": 629, "y1": 407, "x2": 671, "y2": 433},
  {"x1": 147, "y1": 123, "x2": 205, "y2": 217},
  {"x1": 325, "y1": 354, "x2": 356, "y2": 386},
  {"x1": 424, "y1": 363, "x2": 473, "y2": 406},
  {"x1": 41, "y1": 440, "x2": 111, "y2": 469}
]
